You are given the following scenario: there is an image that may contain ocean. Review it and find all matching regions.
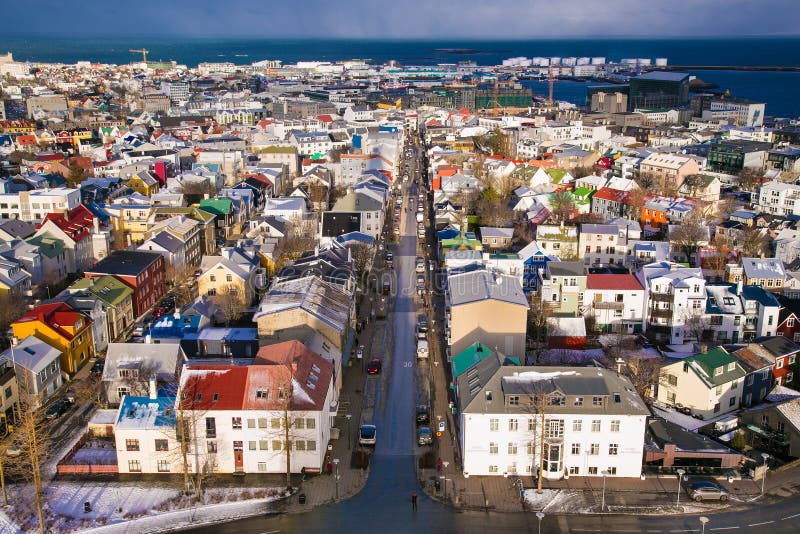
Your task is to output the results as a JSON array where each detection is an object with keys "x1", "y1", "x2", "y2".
[{"x1": 3, "y1": 35, "x2": 800, "y2": 117}]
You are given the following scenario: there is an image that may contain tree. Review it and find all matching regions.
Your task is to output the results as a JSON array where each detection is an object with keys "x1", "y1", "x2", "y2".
[
  {"x1": 549, "y1": 191, "x2": 575, "y2": 223},
  {"x1": 669, "y1": 214, "x2": 708, "y2": 266},
  {"x1": 526, "y1": 293, "x2": 551, "y2": 364},
  {"x1": 210, "y1": 286, "x2": 246, "y2": 327},
  {"x1": 275, "y1": 219, "x2": 318, "y2": 271},
  {"x1": 737, "y1": 168, "x2": 764, "y2": 193},
  {"x1": 165, "y1": 264, "x2": 197, "y2": 309},
  {"x1": 716, "y1": 197, "x2": 740, "y2": 218},
  {"x1": 349, "y1": 243, "x2": 373, "y2": 282},
  {"x1": 65, "y1": 162, "x2": 87, "y2": 188},
  {"x1": 307, "y1": 183, "x2": 330, "y2": 211},
  {"x1": 625, "y1": 357, "x2": 664, "y2": 400},
  {"x1": 571, "y1": 165, "x2": 595, "y2": 179},
  {"x1": 476, "y1": 187, "x2": 514, "y2": 228},
  {"x1": 6, "y1": 151, "x2": 35, "y2": 165},
  {"x1": 738, "y1": 226, "x2": 769, "y2": 258},
  {"x1": 179, "y1": 180, "x2": 216, "y2": 197},
  {"x1": 0, "y1": 294, "x2": 28, "y2": 350},
  {"x1": 175, "y1": 375, "x2": 217, "y2": 500},
  {"x1": 684, "y1": 309, "x2": 711, "y2": 343},
  {"x1": 704, "y1": 235, "x2": 732, "y2": 282}
]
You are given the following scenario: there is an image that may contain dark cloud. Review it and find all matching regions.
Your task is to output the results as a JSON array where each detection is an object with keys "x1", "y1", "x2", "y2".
[{"x1": 7, "y1": 0, "x2": 800, "y2": 37}]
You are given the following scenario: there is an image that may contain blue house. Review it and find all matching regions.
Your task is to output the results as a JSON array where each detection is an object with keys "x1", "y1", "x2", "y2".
[{"x1": 517, "y1": 240, "x2": 556, "y2": 293}]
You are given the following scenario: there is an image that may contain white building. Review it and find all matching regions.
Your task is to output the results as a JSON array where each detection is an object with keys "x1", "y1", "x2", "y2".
[
  {"x1": 0, "y1": 188, "x2": 81, "y2": 222},
  {"x1": 638, "y1": 261, "x2": 707, "y2": 344},
  {"x1": 460, "y1": 367, "x2": 649, "y2": 479},
  {"x1": 116, "y1": 341, "x2": 335, "y2": 475},
  {"x1": 756, "y1": 181, "x2": 800, "y2": 216},
  {"x1": 578, "y1": 223, "x2": 627, "y2": 266},
  {"x1": 584, "y1": 274, "x2": 646, "y2": 334}
]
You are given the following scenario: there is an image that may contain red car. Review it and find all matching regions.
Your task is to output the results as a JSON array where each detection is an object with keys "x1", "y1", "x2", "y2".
[{"x1": 366, "y1": 359, "x2": 382, "y2": 375}]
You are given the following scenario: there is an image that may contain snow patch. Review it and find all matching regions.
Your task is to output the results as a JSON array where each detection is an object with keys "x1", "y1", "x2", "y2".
[{"x1": 506, "y1": 370, "x2": 578, "y2": 383}]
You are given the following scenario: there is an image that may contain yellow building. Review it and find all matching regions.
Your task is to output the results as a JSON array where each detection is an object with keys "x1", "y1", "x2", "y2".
[
  {"x1": 106, "y1": 204, "x2": 152, "y2": 244},
  {"x1": 127, "y1": 171, "x2": 160, "y2": 197},
  {"x1": 11, "y1": 302, "x2": 94, "y2": 375}
]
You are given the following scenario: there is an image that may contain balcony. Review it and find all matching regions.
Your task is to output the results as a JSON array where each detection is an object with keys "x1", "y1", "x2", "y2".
[
  {"x1": 593, "y1": 301, "x2": 624, "y2": 310},
  {"x1": 649, "y1": 292, "x2": 673, "y2": 303},
  {"x1": 649, "y1": 307, "x2": 673, "y2": 319}
]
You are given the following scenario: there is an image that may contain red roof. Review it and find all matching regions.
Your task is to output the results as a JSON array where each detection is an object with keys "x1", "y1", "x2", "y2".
[
  {"x1": 317, "y1": 114, "x2": 333, "y2": 123},
  {"x1": 592, "y1": 187, "x2": 630, "y2": 203},
  {"x1": 15, "y1": 302, "x2": 90, "y2": 340},
  {"x1": 38, "y1": 205, "x2": 95, "y2": 243},
  {"x1": 586, "y1": 274, "x2": 643, "y2": 291},
  {"x1": 178, "y1": 341, "x2": 333, "y2": 412}
]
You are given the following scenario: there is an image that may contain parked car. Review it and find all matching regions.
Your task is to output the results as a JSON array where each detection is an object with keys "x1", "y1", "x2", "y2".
[
  {"x1": 385, "y1": 251, "x2": 393, "y2": 261},
  {"x1": 45, "y1": 400, "x2": 70, "y2": 420},
  {"x1": 416, "y1": 405, "x2": 430, "y2": 424},
  {"x1": 687, "y1": 481, "x2": 729, "y2": 502},
  {"x1": 359, "y1": 424, "x2": 377, "y2": 446},
  {"x1": 356, "y1": 345, "x2": 365, "y2": 360},
  {"x1": 366, "y1": 358, "x2": 382, "y2": 375},
  {"x1": 64, "y1": 389, "x2": 77, "y2": 404},
  {"x1": 5, "y1": 445, "x2": 22, "y2": 457},
  {"x1": 417, "y1": 426, "x2": 433, "y2": 446},
  {"x1": 90, "y1": 359, "x2": 105, "y2": 376},
  {"x1": 417, "y1": 314, "x2": 428, "y2": 333}
]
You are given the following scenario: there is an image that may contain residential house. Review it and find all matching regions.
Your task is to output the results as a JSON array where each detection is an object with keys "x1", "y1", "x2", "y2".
[
  {"x1": 644, "y1": 418, "x2": 743, "y2": 469},
  {"x1": 320, "y1": 190, "x2": 384, "y2": 244},
  {"x1": 0, "y1": 187, "x2": 81, "y2": 222},
  {"x1": 85, "y1": 251, "x2": 166, "y2": 319},
  {"x1": 102, "y1": 342, "x2": 185, "y2": 406},
  {"x1": 198, "y1": 197, "x2": 236, "y2": 241},
  {"x1": 197, "y1": 246, "x2": 265, "y2": 309},
  {"x1": 0, "y1": 337, "x2": 62, "y2": 408},
  {"x1": 25, "y1": 233, "x2": 68, "y2": 287},
  {"x1": 11, "y1": 302, "x2": 94, "y2": 374},
  {"x1": 741, "y1": 258, "x2": 786, "y2": 292},
  {"x1": 445, "y1": 270, "x2": 529, "y2": 359},
  {"x1": 678, "y1": 174, "x2": 722, "y2": 202},
  {"x1": 740, "y1": 396, "x2": 800, "y2": 458},
  {"x1": 150, "y1": 206, "x2": 216, "y2": 256},
  {"x1": 0, "y1": 257, "x2": 32, "y2": 296},
  {"x1": 145, "y1": 215, "x2": 202, "y2": 268},
  {"x1": 459, "y1": 366, "x2": 649, "y2": 478},
  {"x1": 263, "y1": 197, "x2": 308, "y2": 223},
  {"x1": 638, "y1": 262, "x2": 707, "y2": 344},
  {"x1": 579, "y1": 224, "x2": 627, "y2": 266},
  {"x1": 66, "y1": 276, "x2": 134, "y2": 343},
  {"x1": 747, "y1": 336, "x2": 800, "y2": 390},
  {"x1": 517, "y1": 240, "x2": 556, "y2": 293},
  {"x1": 539, "y1": 261, "x2": 587, "y2": 317},
  {"x1": 731, "y1": 343, "x2": 777, "y2": 407},
  {"x1": 657, "y1": 347, "x2": 746, "y2": 419},
  {"x1": 584, "y1": 274, "x2": 646, "y2": 334},
  {"x1": 590, "y1": 187, "x2": 630, "y2": 220},
  {"x1": 536, "y1": 224, "x2": 579, "y2": 259},
  {"x1": 34, "y1": 204, "x2": 96, "y2": 272},
  {"x1": 480, "y1": 227, "x2": 514, "y2": 251},
  {"x1": 138, "y1": 231, "x2": 187, "y2": 272},
  {"x1": 127, "y1": 171, "x2": 160, "y2": 197},
  {"x1": 638, "y1": 153, "x2": 700, "y2": 194}
]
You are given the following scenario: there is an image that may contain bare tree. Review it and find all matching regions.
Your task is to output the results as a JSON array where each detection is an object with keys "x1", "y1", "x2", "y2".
[
  {"x1": 704, "y1": 234, "x2": 732, "y2": 282},
  {"x1": 716, "y1": 197, "x2": 740, "y2": 218},
  {"x1": 210, "y1": 286, "x2": 246, "y2": 327},
  {"x1": 738, "y1": 226, "x2": 770, "y2": 258},
  {"x1": 670, "y1": 215, "x2": 708, "y2": 266},
  {"x1": 176, "y1": 375, "x2": 217, "y2": 500},
  {"x1": 625, "y1": 357, "x2": 664, "y2": 400},
  {"x1": 684, "y1": 309, "x2": 711, "y2": 343},
  {"x1": 307, "y1": 183, "x2": 330, "y2": 212},
  {"x1": 349, "y1": 243, "x2": 374, "y2": 281},
  {"x1": 165, "y1": 264, "x2": 197, "y2": 309},
  {"x1": 476, "y1": 188, "x2": 515, "y2": 227},
  {"x1": 737, "y1": 168, "x2": 764, "y2": 193},
  {"x1": 0, "y1": 295, "x2": 28, "y2": 349},
  {"x1": 179, "y1": 180, "x2": 216, "y2": 197}
]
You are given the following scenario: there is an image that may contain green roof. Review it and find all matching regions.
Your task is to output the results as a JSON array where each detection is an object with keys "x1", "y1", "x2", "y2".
[
  {"x1": 441, "y1": 236, "x2": 482, "y2": 252},
  {"x1": 452, "y1": 342, "x2": 494, "y2": 378},
  {"x1": 27, "y1": 232, "x2": 65, "y2": 259},
  {"x1": 573, "y1": 186, "x2": 593, "y2": 198},
  {"x1": 685, "y1": 347, "x2": 746, "y2": 387},
  {"x1": 547, "y1": 168, "x2": 567, "y2": 183},
  {"x1": 70, "y1": 275, "x2": 133, "y2": 306},
  {"x1": 198, "y1": 198, "x2": 233, "y2": 215}
]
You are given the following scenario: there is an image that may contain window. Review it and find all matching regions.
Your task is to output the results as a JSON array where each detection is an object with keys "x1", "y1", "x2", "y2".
[
  {"x1": 157, "y1": 460, "x2": 170, "y2": 473},
  {"x1": 128, "y1": 460, "x2": 141, "y2": 473},
  {"x1": 125, "y1": 439, "x2": 140, "y2": 452},
  {"x1": 256, "y1": 388, "x2": 269, "y2": 398},
  {"x1": 615, "y1": 293, "x2": 624, "y2": 303},
  {"x1": 489, "y1": 442, "x2": 499, "y2": 454},
  {"x1": 777, "y1": 359, "x2": 785, "y2": 369},
  {"x1": 591, "y1": 420, "x2": 601, "y2": 432},
  {"x1": 154, "y1": 439, "x2": 168, "y2": 452},
  {"x1": 306, "y1": 418, "x2": 315, "y2": 429},
  {"x1": 258, "y1": 418, "x2": 267, "y2": 429},
  {"x1": 117, "y1": 386, "x2": 130, "y2": 399},
  {"x1": 790, "y1": 355, "x2": 797, "y2": 365},
  {"x1": 715, "y1": 385, "x2": 723, "y2": 396},
  {"x1": 508, "y1": 442, "x2": 518, "y2": 455},
  {"x1": 609, "y1": 444, "x2": 618, "y2": 456},
  {"x1": 272, "y1": 440, "x2": 282, "y2": 451},
  {"x1": 508, "y1": 419, "x2": 518, "y2": 431},
  {"x1": 569, "y1": 466, "x2": 580, "y2": 475},
  {"x1": 546, "y1": 420, "x2": 564, "y2": 438},
  {"x1": 307, "y1": 440, "x2": 316, "y2": 451},
  {"x1": 729, "y1": 397, "x2": 736, "y2": 407},
  {"x1": 232, "y1": 417, "x2": 242, "y2": 429},
  {"x1": 573, "y1": 396, "x2": 584, "y2": 407},
  {"x1": 258, "y1": 462, "x2": 267, "y2": 472},
  {"x1": 592, "y1": 396, "x2": 603, "y2": 407},
  {"x1": 693, "y1": 300, "x2": 702, "y2": 310},
  {"x1": 271, "y1": 418, "x2": 281, "y2": 429},
  {"x1": 207, "y1": 288, "x2": 216, "y2": 296},
  {"x1": 667, "y1": 374, "x2": 678, "y2": 386},
  {"x1": 527, "y1": 441, "x2": 535, "y2": 455},
  {"x1": 548, "y1": 393, "x2": 565, "y2": 406},
  {"x1": 249, "y1": 441, "x2": 256, "y2": 451},
  {"x1": 295, "y1": 418, "x2": 305, "y2": 429},
  {"x1": 490, "y1": 418, "x2": 499, "y2": 431},
  {"x1": 508, "y1": 395, "x2": 520, "y2": 406},
  {"x1": 788, "y1": 372, "x2": 795, "y2": 383},
  {"x1": 572, "y1": 420, "x2": 582, "y2": 432},
  {"x1": 606, "y1": 467, "x2": 617, "y2": 475},
  {"x1": 489, "y1": 465, "x2": 499, "y2": 473},
  {"x1": 571, "y1": 443, "x2": 581, "y2": 455},
  {"x1": 247, "y1": 418, "x2": 256, "y2": 429},
  {"x1": 207, "y1": 441, "x2": 217, "y2": 454},
  {"x1": 259, "y1": 440, "x2": 268, "y2": 450},
  {"x1": 528, "y1": 418, "x2": 535, "y2": 431},
  {"x1": 588, "y1": 467, "x2": 598, "y2": 475},
  {"x1": 610, "y1": 420, "x2": 620, "y2": 432},
  {"x1": 205, "y1": 418, "x2": 216, "y2": 438}
]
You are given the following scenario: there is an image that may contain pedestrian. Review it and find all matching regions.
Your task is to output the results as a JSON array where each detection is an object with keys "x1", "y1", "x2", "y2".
[
  {"x1": 437, "y1": 457, "x2": 443, "y2": 472},
  {"x1": 411, "y1": 492, "x2": 418, "y2": 510}
]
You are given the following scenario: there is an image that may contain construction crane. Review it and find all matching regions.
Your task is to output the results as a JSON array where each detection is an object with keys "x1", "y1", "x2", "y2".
[{"x1": 129, "y1": 49, "x2": 149, "y2": 63}]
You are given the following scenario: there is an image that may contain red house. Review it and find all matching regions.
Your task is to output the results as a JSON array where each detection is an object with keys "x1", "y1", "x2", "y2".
[{"x1": 84, "y1": 251, "x2": 166, "y2": 318}]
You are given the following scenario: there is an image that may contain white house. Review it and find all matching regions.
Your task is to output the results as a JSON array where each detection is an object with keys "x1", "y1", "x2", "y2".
[
  {"x1": 263, "y1": 197, "x2": 309, "y2": 223},
  {"x1": 584, "y1": 274, "x2": 646, "y2": 334},
  {"x1": 638, "y1": 262, "x2": 707, "y2": 344},
  {"x1": 0, "y1": 188, "x2": 81, "y2": 222},
  {"x1": 460, "y1": 367, "x2": 649, "y2": 478}
]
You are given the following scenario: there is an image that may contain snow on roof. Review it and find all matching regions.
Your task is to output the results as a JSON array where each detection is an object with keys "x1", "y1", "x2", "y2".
[{"x1": 504, "y1": 370, "x2": 577, "y2": 383}]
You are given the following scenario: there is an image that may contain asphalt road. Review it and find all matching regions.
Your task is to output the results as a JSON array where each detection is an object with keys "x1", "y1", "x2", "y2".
[{"x1": 179, "y1": 145, "x2": 800, "y2": 533}]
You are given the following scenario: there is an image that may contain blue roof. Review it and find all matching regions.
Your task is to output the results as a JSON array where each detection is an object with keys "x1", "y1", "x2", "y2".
[
  {"x1": 335, "y1": 231, "x2": 375, "y2": 246},
  {"x1": 148, "y1": 314, "x2": 203, "y2": 339},
  {"x1": 117, "y1": 395, "x2": 176, "y2": 429},
  {"x1": 741, "y1": 285, "x2": 780, "y2": 307}
]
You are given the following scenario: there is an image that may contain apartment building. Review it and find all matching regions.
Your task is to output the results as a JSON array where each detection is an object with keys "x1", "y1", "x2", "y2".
[
  {"x1": 638, "y1": 262, "x2": 707, "y2": 344},
  {"x1": 0, "y1": 188, "x2": 81, "y2": 222}
]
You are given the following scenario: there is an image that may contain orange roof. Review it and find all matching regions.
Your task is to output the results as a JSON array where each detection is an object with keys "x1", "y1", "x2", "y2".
[{"x1": 15, "y1": 302, "x2": 90, "y2": 340}]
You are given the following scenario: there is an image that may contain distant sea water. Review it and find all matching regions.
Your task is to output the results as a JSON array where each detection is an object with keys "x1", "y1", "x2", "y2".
[{"x1": 4, "y1": 35, "x2": 800, "y2": 117}]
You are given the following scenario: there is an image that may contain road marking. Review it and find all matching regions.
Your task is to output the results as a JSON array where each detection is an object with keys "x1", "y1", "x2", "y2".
[
  {"x1": 708, "y1": 527, "x2": 739, "y2": 531},
  {"x1": 747, "y1": 521, "x2": 774, "y2": 526},
  {"x1": 782, "y1": 513, "x2": 800, "y2": 520}
]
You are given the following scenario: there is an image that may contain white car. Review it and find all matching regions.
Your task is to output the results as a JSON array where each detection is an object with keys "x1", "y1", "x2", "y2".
[
  {"x1": 359, "y1": 424, "x2": 377, "y2": 446},
  {"x1": 416, "y1": 263, "x2": 425, "y2": 273}
]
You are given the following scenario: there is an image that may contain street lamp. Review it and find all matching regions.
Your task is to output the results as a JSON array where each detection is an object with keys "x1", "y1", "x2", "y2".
[
  {"x1": 601, "y1": 470, "x2": 609, "y2": 512},
  {"x1": 676, "y1": 468, "x2": 686, "y2": 507},
  {"x1": 536, "y1": 511, "x2": 545, "y2": 534},
  {"x1": 761, "y1": 453, "x2": 770, "y2": 497},
  {"x1": 346, "y1": 414, "x2": 352, "y2": 450},
  {"x1": 333, "y1": 458, "x2": 340, "y2": 501},
  {"x1": 699, "y1": 516, "x2": 709, "y2": 534}
]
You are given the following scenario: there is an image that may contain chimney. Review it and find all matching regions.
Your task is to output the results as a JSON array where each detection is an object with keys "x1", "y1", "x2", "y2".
[
  {"x1": 616, "y1": 357, "x2": 624, "y2": 374},
  {"x1": 149, "y1": 375, "x2": 157, "y2": 399},
  {"x1": 736, "y1": 280, "x2": 743, "y2": 295},
  {"x1": 145, "y1": 334, "x2": 152, "y2": 344},
  {"x1": 700, "y1": 344, "x2": 708, "y2": 354},
  {"x1": 92, "y1": 217, "x2": 99, "y2": 234}
]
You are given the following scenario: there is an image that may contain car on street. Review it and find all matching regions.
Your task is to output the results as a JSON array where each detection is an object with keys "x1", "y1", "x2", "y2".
[
  {"x1": 417, "y1": 426, "x2": 433, "y2": 446},
  {"x1": 64, "y1": 389, "x2": 77, "y2": 404},
  {"x1": 359, "y1": 424, "x2": 377, "y2": 446},
  {"x1": 417, "y1": 275, "x2": 425, "y2": 286},
  {"x1": 416, "y1": 405, "x2": 430, "y2": 424},
  {"x1": 417, "y1": 314, "x2": 428, "y2": 333},
  {"x1": 385, "y1": 251, "x2": 393, "y2": 261},
  {"x1": 687, "y1": 481, "x2": 729, "y2": 502},
  {"x1": 5, "y1": 445, "x2": 22, "y2": 457},
  {"x1": 45, "y1": 400, "x2": 70, "y2": 420},
  {"x1": 366, "y1": 358, "x2": 382, "y2": 375},
  {"x1": 438, "y1": 420, "x2": 446, "y2": 433},
  {"x1": 378, "y1": 243, "x2": 384, "y2": 251},
  {"x1": 416, "y1": 260, "x2": 425, "y2": 273},
  {"x1": 90, "y1": 359, "x2": 105, "y2": 376}
]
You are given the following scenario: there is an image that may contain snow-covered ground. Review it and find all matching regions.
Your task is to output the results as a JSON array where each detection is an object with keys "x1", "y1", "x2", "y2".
[
  {"x1": 69, "y1": 440, "x2": 117, "y2": 464},
  {"x1": 651, "y1": 404, "x2": 729, "y2": 432},
  {"x1": 47, "y1": 482, "x2": 177, "y2": 522},
  {"x1": 523, "y1": 489, "x2": 591, "y2": 513}
]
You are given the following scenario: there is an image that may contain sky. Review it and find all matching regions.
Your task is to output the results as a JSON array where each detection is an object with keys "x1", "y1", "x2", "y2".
[{"x1": 7, "y1": 0, "x2": 800, "y2": 39}]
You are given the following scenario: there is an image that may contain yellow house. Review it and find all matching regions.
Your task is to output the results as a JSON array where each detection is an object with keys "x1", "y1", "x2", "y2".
[
  {"x1": 197, "y1": 248, "x2": 263, "y2": 308},
  {"x1": 127, "y1": 171, "x2": 160, "y2": 197},
  {"x1": 11, "y1": 302, "x2": 95, "y2": 375},
  {"x1": 106, "y1": 203, "x2": 152, "y2": 244}
]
